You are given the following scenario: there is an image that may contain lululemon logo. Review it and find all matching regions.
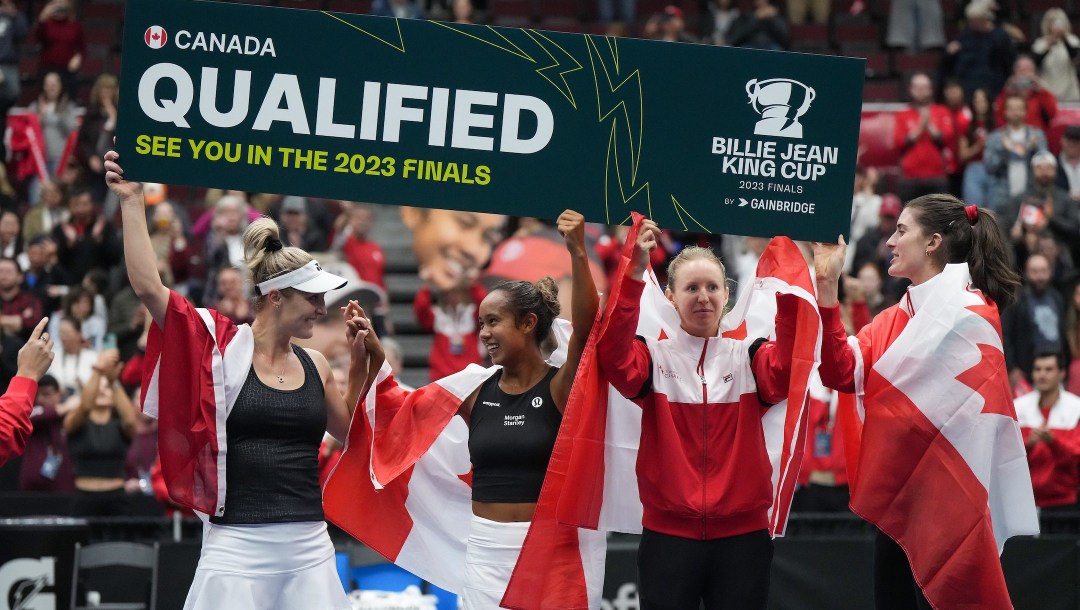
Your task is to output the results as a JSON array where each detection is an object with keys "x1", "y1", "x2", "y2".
[
  {"x1": 145, "y1": 26, "x2": 168, "y2": 49},
  {"x1": 745, "y1": 78, "x2": 816, "y2": 139},
  {"x1": 531, "y1": 397, "x2": 543, "y2": 408}
]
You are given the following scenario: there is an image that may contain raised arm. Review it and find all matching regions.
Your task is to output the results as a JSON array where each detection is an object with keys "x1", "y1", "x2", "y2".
[
  {"x1": 814, "y1": 238, "x2": 858, "y2": 393},
  {"x1": 596, "y1": 221, "x2": 659, "y2": 402},
  {"x1": 550, "y1": 210, "x2": 600, "y2": 411},
  {"x1": 64, "y1": 350, "x2": 117, "y2": 435},
  {"x1": 103, "y1": 150, "x2": 169, "y2": 328},
  {"x1": 0, "y1": 318, "x2": 53, "y2": 464}
]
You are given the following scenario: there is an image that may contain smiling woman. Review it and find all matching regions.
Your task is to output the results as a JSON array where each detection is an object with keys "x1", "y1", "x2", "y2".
[{"x1": 104, "y1": 149, "x2": 372, "y2": 610}]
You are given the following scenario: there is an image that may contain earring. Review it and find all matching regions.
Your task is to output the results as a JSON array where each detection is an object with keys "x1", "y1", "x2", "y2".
[{"x1": 924, "y1": 250, "x2": 931, "y2": 257}]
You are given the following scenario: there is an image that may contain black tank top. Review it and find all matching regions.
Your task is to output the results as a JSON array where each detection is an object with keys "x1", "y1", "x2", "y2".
[
  {"x1": 67, "y1": 412, "x2": 129, "y2": 479},
  {"x1": 211, "y1": 345, "x2": 326, "y2": 524},
  {"x1": 468, "y1": 366, "x2": 562, "y2": 503}
]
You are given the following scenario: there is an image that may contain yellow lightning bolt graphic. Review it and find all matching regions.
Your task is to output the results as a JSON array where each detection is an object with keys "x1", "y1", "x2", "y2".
[
  {"x1": 321, "y1": 11, "x2": 406, "y2": 52},
  {"x1": 523, "y1": 29, "x2": 583, "y2": 109}
]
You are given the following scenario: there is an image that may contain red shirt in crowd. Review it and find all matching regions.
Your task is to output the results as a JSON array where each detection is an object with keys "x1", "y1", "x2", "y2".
[
  {"x1": 413, "y1": 282, "x2": 487, "y2": 382},
  {"x1": 1, "y1": 290, "x2": 43, "y2": 341},
  {"x1": 1016, "y1": 391, "x2": 1080, "y2": 508},
  {"x1": 35, "y1": 17, "x2": 85, "y2": 71},
  {"x1": 893, "y1": 104, "x2": 955, "y2": 179},
  {"x1": 993, "y1": 88, "x2": 1058, "y2": 134},
  {"x1": 343, "y1": 236, "x2": 386, "y2": 289}
]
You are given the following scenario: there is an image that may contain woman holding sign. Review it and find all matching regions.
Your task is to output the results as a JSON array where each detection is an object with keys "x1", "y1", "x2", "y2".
[
  {"x1": 104, "y1": 150, "x2": 370, "y2": 610},
  {"x1": 595, "y1": 220, "x2": 802, "y2": 610},
  {"x1": 814, "y1": 194, "x2": 1035, "y2": 610},
  {"x1": 342, "y1": 209, "x2": 600, "y2": 609}
]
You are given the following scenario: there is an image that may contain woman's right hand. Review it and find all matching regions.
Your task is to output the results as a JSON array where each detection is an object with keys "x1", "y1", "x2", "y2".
[
  {"x1": 631, "y1": 219, "x2": 660, "y2": 278},
  {"x1": 103, "y1": 150, "x2": 143, "y2": 202},
  {"x1": 342, "y1": 300, "x2": 383, "y2": 362},
  {"x1": 813, "y1": 236, "x2": 847, "y2": 284}
]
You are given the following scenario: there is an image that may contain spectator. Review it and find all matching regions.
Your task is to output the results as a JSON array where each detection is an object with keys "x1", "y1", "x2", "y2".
[
  {"x1": 147, "y1": 201, "x2": 201, "y2": 298},
  {"x1": 1003, "y1": 253, "x2": 1065, "y2": 386},
  {"x1": 894, "y1": 72, "x2": 954, "y2": 202},
  {"x1": 792, "y1": 378, "x2": 848, "y2": 512},
  {"x1": 1036, "y1": 231, "x2": 1075, "y2": 298},
  {"x1": 0, "y1": 0, "x2": 27, "y2": 115},
  {"x1": 18, "y1": 374, "x2": 73, "y2": 491},
  {"x1": 0, "y1": 210, "x2": 22, "y2": 260},
  {"x1": 0, "y1": 318, "x2": 54, "y2": 466},
  {"x1": 1016, "y1": 352, "x2": 1080, "y2": 510},
  {"x1": 787, "y1": 0, "x2": 828, "y2": 25},
  {"x1": 22, "y1": 235, "x2": 68, "y2": 315},
  {"x1": 727, "y1": 0, "x2": 789, "y2": 51},
  {"x1": 278, "y1": 196, "x2": 327, "y2": 253},
  {"x1": 336, "y1": 202, "x2": 386, "y2": 289},
  {"x1": 52, "y1": 188, "x2": 120, "y2": 284},
  {"x1": 598, "y1": 0, "x2": 635, "y2": 25},
  {"x1": 942, "y1": 1, "x2": 1015, "y2": 100},
  {"x1": 414, "y1": 276, "x2": 487, "y2": 382},
  {"x1": 450, "y1": 0, "x2": 476, "y2": 24},
  {"x1": 1031, "y1": 9, "x2": 1079, "y2": 103},
  {"x1": 47, "y1": 286, "x2": 106, "y2": 351},
  {"x1": 943, "y1": 80, "x2": 971, "y2": 196},
  {"x1": 703, "y1": 0, "x2": 740, "y2": 46},
  {"x1": 64, "y1": 349, "x2": 136, "y2": 517},
  {"x1": 23, "y1": 181, "x2": 69, "y2": 243},
  {"x1": 29, "y1": 71, "x2": 78, "y2": 200},
  {"x1": 848, "y1": 166, "x2": 882, "y2": 272},
  {"x1": 852, "y1": 193, "x2": 907, "y2": 302},
  {"x1": 47, "y1": 316, "x2": 95, "y2": 398},
  {"x1": 371, "y1": 0, "x2": 425, "y2": 19},
  {"x1": 993, "y1": 55, "x2": 1058, "y2": 134},
  {"x1": 644, "y1": 6, "x2": 695, "y2": 43},
  {"x1": 75, "y1": 74, "x2": 118, "y2": 203},
  {"x1": 211, "y1": 266, "x2": 253, "y2": 326},
  {"x1": 0, "y1": 165, "x2": 16, "y2": 215},
  {"x1": 886, "y1": 0, "x2": 944, "y2": 51},
  {"x1": 202, "y1": 195, "x2": 249, "y2": 305},
  {"x1": 855, "y1": 261, "x2": 894, "y2": 318},
  {"x1": 0, "y1": 257, "x2": 44, "y2": 344},
  {"x1": 80, "y1": 269, "x2": 108, "y2": 337},
  {"x1": 1056, "y1": 125, "x2": 1080, "y2": 200},
  {"x1": 1007, "y1": 152, "x2": 1078, "y2": 261},
  {"x1": 960, "y1": 88, "x2": 995, "y2": 206},
  {"x1": 34, "y1": 0, "x2": 83, "y2": 96},
  {"x1": 1066, "y1": 281, "x2": 1080, "y2": 395},
  {"x1": 984, "y1": 94, "x2": 1048, "y2": 214}
]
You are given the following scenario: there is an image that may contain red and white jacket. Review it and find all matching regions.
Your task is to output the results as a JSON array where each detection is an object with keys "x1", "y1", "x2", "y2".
[
  {"x1": 1015, "y1": 389, "x2": 1080, "y2": 508},
  {"x1": 596, "y1": 273, "x2": 795, "y2": 540}
]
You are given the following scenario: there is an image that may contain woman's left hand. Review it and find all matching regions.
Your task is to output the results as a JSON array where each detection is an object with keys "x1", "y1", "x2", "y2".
[{"x1": 557, "y1": 209, "x2": 587, "y2": 258}]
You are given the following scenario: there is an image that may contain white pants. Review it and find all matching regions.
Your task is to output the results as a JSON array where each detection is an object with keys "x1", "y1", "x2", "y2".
[
  {"x1": 461, "y1": 515, "x2": 530, "y2": 609},
  {"x1": 184, "y1": 521, "x2": 351, "y2": 610}
]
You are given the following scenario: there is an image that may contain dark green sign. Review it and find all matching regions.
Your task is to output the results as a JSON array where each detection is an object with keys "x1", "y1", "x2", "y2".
[{"x1": 117, "y1": 0, "x2": 865, "y2": 240}]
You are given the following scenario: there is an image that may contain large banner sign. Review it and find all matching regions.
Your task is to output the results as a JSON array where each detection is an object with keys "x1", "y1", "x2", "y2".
[{"x1": 116, "y1": 0, "x2": 865, "y2": 241}]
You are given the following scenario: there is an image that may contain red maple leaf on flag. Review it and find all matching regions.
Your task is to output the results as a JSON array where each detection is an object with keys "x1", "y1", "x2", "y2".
[{"x1": 955, "y1": 342, "x2": 1013, "y2": 417}]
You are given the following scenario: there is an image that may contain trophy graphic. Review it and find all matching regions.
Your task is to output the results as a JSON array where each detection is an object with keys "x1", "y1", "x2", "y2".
[{"x1": 745, "y1": 78, "x2": 816, "y2": 139}]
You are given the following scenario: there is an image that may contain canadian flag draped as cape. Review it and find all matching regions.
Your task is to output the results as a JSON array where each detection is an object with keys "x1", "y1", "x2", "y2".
[
  {"x1": 837, "y1": 263, "x2": 1038, "y2": 609},
  {"x1": 325, "y1": 215, "x2": 821, "y2": 608},
  {"x1": 502, "y1": 215, "x2": 821, "y2": 608},
  {"x1": 140, "y1": 291, "x2": 254, "y2": 518}
]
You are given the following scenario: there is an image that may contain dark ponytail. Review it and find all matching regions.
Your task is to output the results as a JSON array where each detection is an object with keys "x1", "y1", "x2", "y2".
[{"x1": 906, "y1": 194, "x2": 1020, "y2": 308}]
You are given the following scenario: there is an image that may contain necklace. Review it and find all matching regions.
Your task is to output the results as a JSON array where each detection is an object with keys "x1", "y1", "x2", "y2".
[{"x1": 275, "y1": 353, "x2": 290, "y2": 384}]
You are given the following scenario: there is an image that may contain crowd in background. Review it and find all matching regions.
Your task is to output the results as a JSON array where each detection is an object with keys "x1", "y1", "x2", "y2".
[{"x1": 0, "y1": 0, "x2": 1078, "y2": 518}]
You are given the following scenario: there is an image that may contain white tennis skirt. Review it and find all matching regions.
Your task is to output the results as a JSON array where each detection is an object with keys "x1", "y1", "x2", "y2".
[
  {"x1": 183, "y1": 520, "x2": 352, "y2": 610},
  {"x1": 461, "y1": 515, "x2": 530, "y2": 610}
]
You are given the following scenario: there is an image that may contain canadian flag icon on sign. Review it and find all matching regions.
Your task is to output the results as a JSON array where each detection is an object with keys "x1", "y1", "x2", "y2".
[{"x1": 144, "y1": 26, "x2": 167, "y2": 49}]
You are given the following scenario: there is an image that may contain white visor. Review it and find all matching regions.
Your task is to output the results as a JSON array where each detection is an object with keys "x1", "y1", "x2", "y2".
[{"x1": 255, "y1": 260, "x2": 348, "y2": 296}]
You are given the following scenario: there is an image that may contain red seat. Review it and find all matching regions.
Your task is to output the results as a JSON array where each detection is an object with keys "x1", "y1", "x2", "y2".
[
  {"x1": 859, "y1": 110, "x2": 900, "y2": 167},
  {"x1": 324, "y1": 0, "x2": 370, "y2": 13},
  {"x1": 862, "y1": 80, "x2": 900, "y2": 102},
  {"x1": 893, "y1": 52, "x2": 938, "y2": 74}
]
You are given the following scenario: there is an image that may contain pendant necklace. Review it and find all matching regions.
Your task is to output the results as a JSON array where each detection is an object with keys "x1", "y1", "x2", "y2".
[{"x1": 276, "y1": 353, "x2": 290, "y2": 384}]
